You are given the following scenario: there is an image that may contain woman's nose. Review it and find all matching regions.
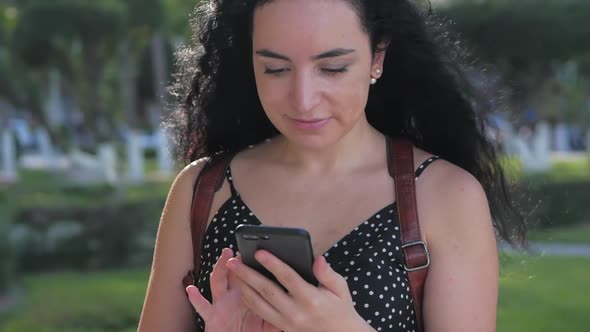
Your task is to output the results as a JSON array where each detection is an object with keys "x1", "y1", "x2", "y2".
[{"x1": 291, "y1": 71, "x2": 321, "y2": 114}]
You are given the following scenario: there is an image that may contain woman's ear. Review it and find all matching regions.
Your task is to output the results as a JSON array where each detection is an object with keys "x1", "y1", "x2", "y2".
[{"x1": 371, "y1": 42, "x2": 388, "y2": 75}]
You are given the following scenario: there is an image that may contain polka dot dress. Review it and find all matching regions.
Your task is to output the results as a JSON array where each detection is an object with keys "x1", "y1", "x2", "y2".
[{"x1": 195, "y1": 156, "x2": 440, "y2": 332}]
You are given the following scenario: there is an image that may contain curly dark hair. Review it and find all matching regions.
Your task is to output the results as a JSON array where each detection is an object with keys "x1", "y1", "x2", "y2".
[{"x1": 166, "y1": 0, "x2": 527, "y2": 244}]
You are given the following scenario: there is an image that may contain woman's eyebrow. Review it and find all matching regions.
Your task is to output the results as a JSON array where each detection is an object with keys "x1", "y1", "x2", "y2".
[
  {"x1": 255, "y1": 49, "x2": 291, "y2": 61},
  {"x1": 311, "y1": 48, "x2": 355, "y2": 60},
  {"x1": 255, "y1": 48, "x2": 356, "y2": 61}
]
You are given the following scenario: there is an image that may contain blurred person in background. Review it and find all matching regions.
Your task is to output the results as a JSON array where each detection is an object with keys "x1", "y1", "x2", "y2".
[{"x1": 138, "y1": 0, "x2": 526, "y2": 331}]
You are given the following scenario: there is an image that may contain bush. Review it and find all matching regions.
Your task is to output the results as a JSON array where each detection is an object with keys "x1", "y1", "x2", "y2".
[
  {"x1": 10, "y1": 199, "x2": 164, "y2": 272},
  {"x1": 0, "y1": 222, "x2": 14, "y2": 292},
  {"x1": 504, "y1": 157, "x2": 590, "y2": 230},
  {"x1": 518, "y1": 180, "x2": 590, "y2": 229},
  {"x1": 0, "y1": 170, "x2": 171, "y2": 277}
]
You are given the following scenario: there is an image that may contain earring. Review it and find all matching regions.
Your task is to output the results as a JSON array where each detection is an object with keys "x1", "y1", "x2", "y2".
[{"x1": 370, "y1": 68, "x2": 382, "y2": 85}]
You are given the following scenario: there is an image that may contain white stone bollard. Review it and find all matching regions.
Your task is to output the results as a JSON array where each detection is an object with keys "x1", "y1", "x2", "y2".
[
  {"x1": 553, "y1": 122, "x2": 570, "y2": 152},
  {"x1": 533, "y1": 122, "x2": 551, "y2": 171},
  {"x1": 36, "y1": 127, "x2": 53, "y2": 158},
  {"x1": 513, "y1": 135, "x2": 535, "y2": 171},
  {"x1": 511, "y1": 122, "x2": 551, "y2": 173},
  {"x1": 127, "y1": 130, "x2": 144, "y2": 183},
  {"x1": 1, "y1": 129, "x2": 17, "y2": 182},
  {"x1": 156, "y1": 128, "x2": 174, "y2": 177},
  {"x1": 98, "y1": 143, "x2": 118, "y2": 185}
]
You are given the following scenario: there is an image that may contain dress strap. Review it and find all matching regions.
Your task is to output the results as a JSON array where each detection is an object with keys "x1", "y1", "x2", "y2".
[
  {"x1": 225, "y1": 166, "x2": 240, "y2": 197},
  {"x1": 414, "y1": 156, "x2": 440, "y2": 180},
  {"x1": 183, "y1": 151, "x2": 234, "y2": 289}
]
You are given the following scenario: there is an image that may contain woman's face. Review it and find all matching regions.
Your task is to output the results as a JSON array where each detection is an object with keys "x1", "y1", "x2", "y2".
[{"x1": 252, "y1": 0, "x2": 384, "y2": 149}]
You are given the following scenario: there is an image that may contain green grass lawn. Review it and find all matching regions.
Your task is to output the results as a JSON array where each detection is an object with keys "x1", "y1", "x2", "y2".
[
  {"x1": 528, "y1": 223, "x2": 590, "y2": 245},
  {"x1": 497, "y1": 255, "x2": 590, "y2": 332},
  {"x1": 1, "y1": 255, "x2": 589, "y2": 332},
  {"x1": 0, "y1": 269, "x2": 149, "y2": 332}
]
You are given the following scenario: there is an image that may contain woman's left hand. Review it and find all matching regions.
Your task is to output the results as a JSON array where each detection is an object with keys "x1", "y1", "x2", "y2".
[{"x1": 226, "y1": 250, "x2": 372, "y2": 332}]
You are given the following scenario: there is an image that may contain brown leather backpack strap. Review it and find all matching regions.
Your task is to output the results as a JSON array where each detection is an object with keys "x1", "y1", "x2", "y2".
[
  {"x1": 182, "y1": 152, "x2": 234, "y2": 288},
  {"x1": 388, "y1": 137, "x2": 430, "y2": 332}
]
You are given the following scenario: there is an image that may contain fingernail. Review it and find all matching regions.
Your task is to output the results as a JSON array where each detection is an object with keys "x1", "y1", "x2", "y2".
[
  {"x1": 186, "y1": 285, "x2": 196, "y2": 295},
  {"x1": 227, "y1": 258, "x2": 239, "y2": 269}
]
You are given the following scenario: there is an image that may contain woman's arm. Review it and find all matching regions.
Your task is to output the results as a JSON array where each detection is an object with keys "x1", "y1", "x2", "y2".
[
  {"x1": 137, "y1": 160, "x2": 207, "y2": 332},
  {"x1": 419, "y1": 164, "x2": 499, "y2": 332}
]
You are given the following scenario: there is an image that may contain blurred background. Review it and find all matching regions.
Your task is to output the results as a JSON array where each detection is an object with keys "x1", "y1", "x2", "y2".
[{"x1": 0, "y1": 0, "x2": 589, "y2": 331}]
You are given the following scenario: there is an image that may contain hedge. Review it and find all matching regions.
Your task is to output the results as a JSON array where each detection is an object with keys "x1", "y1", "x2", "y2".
[{"x1": 11, "y1": 199, "x2": 164, "y2": 272}]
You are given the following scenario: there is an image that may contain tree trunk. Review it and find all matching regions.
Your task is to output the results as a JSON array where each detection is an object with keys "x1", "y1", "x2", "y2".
[
  {"x1": 82, "y1": 44, "x2": 110, "y2": 145},
  {"x1": 121, "y1": 39, "x2": 139, "y2": 129},
  {"x1": 150, "y1": 30, "x2": 168, "y2": 129}
]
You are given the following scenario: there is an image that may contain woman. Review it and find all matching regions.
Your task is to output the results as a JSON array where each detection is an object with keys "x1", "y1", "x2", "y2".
[{"x1": 138, "y1": 0, "x2": 525, "y2": 331}]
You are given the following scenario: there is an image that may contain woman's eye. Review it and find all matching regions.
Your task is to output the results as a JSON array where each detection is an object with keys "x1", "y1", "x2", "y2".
[
  {"x1": 264, "y1": 68, "x2": 288, "y2": 75},
  {"x1": 322, "y1": 66, "x2": 349, "y2": 74}
]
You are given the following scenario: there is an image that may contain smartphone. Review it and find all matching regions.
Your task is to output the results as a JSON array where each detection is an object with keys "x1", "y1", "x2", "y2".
[{"x1": 235, "y1": 224, "x2": 318, "y2": 287}]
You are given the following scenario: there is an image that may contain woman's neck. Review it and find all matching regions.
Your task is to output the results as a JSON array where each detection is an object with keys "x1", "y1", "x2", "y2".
[{"x1": 272, "y1": 120, "x2": 385, "y2": 175}]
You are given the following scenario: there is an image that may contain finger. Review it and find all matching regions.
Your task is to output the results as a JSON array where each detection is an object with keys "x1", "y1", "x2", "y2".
[
  {"x1": 233, "y1": 276, "x2": 286, "y2": 330},
  {"x1": 313, "y1": 256, "x2": 351, "y2": 299},
  {"x1": 254, "y1": 250, "x2": 313, "y2": 298},
  {"x1": 210, "y1": 248, "x2": 232, "y2": 300},
  {"x1": 185, "y1": 285, "x2": 213, "y2": 321},
  {"x1": 227, "y1": 257, "x2": 293, "y2": 317},
  {"x1": 226, "y1": 254, "x2": 243, "y2": 289}
]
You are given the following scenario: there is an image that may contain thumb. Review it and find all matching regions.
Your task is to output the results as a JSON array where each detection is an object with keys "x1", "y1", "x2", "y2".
[
  {"x1": 313, "y1": 256, "x2": 350, "y2": 299},
  {"x1": 186, "y1": 285, "x2": 213, "y2": 320}
]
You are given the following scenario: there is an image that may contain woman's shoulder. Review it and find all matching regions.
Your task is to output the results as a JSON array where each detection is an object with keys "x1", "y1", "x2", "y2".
[
  {"x1": 176, "y1": 157, "x2": 210, "y2": 185},
  {"x1": 412, "y1": 145, "x2": 482, "y2": 194},
  {"x1": 165, "y1": 157, "x2": 214, "y2": 203},
  {"x1": 412, "y1": 145, "x2": 493, "y2": 245}
]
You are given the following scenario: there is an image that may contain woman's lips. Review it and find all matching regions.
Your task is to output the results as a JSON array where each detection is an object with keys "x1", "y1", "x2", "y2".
[{"x1": 289, "y1": 117, "x2": 332, "y2": 130}]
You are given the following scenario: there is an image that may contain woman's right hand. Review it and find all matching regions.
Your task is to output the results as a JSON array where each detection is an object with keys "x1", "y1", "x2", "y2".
[{"x1": 186, "y1": 248, "x2": 280, "y2": 332}]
